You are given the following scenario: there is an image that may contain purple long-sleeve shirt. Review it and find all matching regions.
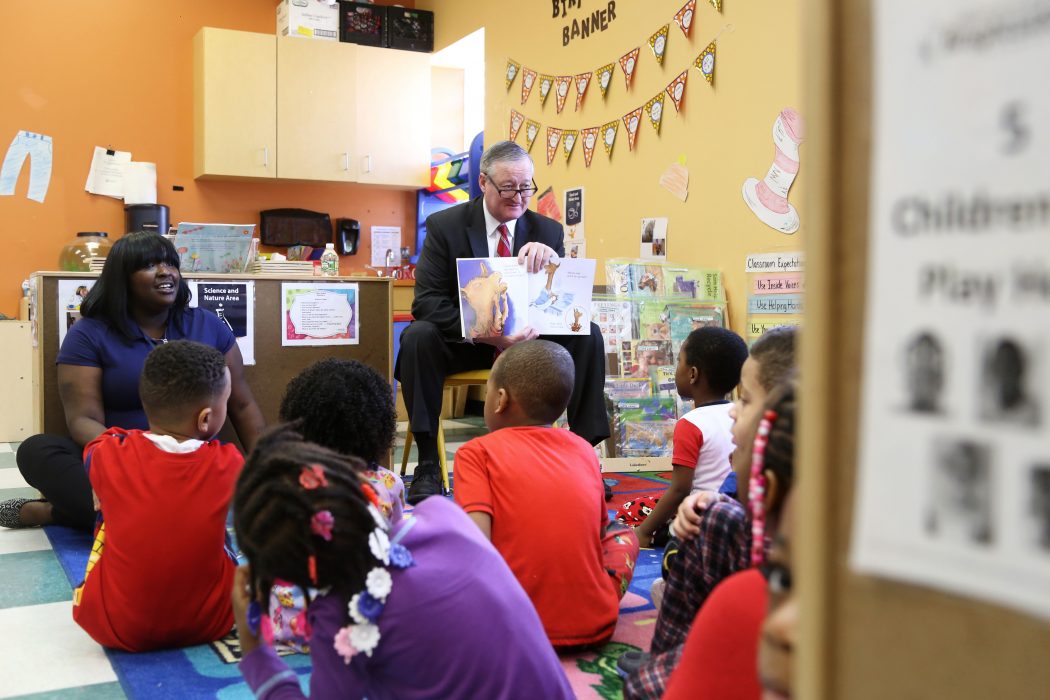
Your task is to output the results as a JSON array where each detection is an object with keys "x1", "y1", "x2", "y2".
[{"x1": 239, "y1": 497, "x2": 574, "y2": 700}]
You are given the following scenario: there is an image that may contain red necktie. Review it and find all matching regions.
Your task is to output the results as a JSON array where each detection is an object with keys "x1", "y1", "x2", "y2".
[{"x1": 495, "y1": 223, "x2": 512, "y2": 257}]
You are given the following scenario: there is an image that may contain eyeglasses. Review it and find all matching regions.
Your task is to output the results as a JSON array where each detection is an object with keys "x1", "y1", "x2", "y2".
[{"x1": 492, "y1": 179, "x2": 538, "y2": 200}]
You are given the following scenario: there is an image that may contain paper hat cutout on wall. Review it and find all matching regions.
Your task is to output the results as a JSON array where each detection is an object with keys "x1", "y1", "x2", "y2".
[
  {"x1": 601, "y1": 120, "x2": 619, "y2": 157},
  {"x1": 562, "y1": 129, "x2": 578, "y2": 162},
  {"x1": 660, "y1": 160, "x2": 690, "y2": 201},
  {"x1": 623, "y1": 107, "x2": 643, "y2": 151},
  {"x1": 674, "y1": 0, "x2": 696, "y2": 37},
  {"x1": 545, "y1": 127, "x2": 562, "y2": 165},
  {"x1": 619, "y1": 48, "x2": 640, "y2": 91},
  {"x1": 554, "y1": 75, "x2": 572, "y2": 113},
  {"x1": 538, "y1": 74, "x2": 554, "y2": 106},
  {"x1": 509, "y1": 110, "x2": 525, "y2": 141},
  {"x1": 666, "y1": 71, "x2": 688, "y2": 112},
  {"x1": 742, "y1": 108, "x2": 805, "y2": 234},
  {"x1": 574, "y1": 72, "x2": 591, "y2": 111},
  {"x1": 709, "y1": 0, "x2": 722, "y2": 12},
  {"x1": 595, "y1": 63, "x2": 615, "y2": 98},
  {"x1": 646, "y1": 93, "x2": 666, "y2": 133},
  {"x1": 524, "y1": 119, "x2": 541, "y2": 152},
  {"x1": 694, "y1": 42, "x2": 717, "y2": 85},
  {"x1": 521, "y1": 68, "x2": 537, "y2": 104},
  {"x1": 649, "y1": 25, "x2": 670, "y2": 65},
  {"x1": 581, "y1": 127, "x2": 600, "y2": 167},
  {"x1": 506, "y1": 60, "x2": 520, "y2": 90}
]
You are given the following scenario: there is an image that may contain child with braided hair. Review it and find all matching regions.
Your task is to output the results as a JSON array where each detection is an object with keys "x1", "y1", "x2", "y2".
[{"x1": 231, "y1": 427, "x2": 574, "y2": 700}]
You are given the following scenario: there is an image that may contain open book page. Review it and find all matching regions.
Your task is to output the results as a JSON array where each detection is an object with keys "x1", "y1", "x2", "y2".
[{"x1": 525, "y1": 257, "x2": 595, "y2": 335}]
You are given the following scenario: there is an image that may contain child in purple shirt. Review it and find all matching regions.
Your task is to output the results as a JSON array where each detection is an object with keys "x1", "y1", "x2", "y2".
[{"x1": 231, "y1": 427, "x2": 573, "y2": 700}]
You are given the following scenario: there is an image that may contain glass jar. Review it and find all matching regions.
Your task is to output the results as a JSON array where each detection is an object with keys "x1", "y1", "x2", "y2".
[{"x1": 59, "y1": 232, "x2": 112, "y2": 272}]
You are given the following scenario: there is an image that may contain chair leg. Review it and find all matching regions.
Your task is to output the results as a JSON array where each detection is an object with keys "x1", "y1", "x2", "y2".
[
  {"x1": 436, "y1": 421, "x2": 450, "y2": 493},
  {"x1": 400, "y1": 430, "x2": 413, "y2": 477}
]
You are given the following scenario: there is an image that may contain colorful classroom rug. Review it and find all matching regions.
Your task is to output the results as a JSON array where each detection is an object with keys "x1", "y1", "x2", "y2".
[{"x1": 43, "y1": 470, "x2": 673, "y2": 699}]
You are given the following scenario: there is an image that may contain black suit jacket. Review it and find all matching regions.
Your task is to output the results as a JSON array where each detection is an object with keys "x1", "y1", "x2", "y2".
[{"x1": 412, "y1": 197, "x2": 566, "y2": 340}]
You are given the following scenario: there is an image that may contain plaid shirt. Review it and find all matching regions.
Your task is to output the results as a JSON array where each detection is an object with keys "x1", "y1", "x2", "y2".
[{"x1": 624, "y1": 497, "x2": 749, "y2": 700}]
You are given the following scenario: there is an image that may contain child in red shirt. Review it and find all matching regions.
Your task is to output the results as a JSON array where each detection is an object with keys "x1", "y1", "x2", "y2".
[
  {"x1": 73, "y1": 340, "x2": 243, "y2": 651},
  {"x1": 454, "y1": 340, "x2": 640, "y2": 648}
]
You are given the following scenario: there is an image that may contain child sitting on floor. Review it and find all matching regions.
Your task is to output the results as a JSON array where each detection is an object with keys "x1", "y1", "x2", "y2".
[
  {"x1": 73, "y1": 340, "x2": 242, "y2": 651},
  {"x1": 231, "y1": 428, "x2": 574, "y2": 699},
  {"x1": 453, "y1": 339, "x2": 640, "y2": 649},
  {"x1": 630, "y1": 326, "x2": 749, "y2": 549}
]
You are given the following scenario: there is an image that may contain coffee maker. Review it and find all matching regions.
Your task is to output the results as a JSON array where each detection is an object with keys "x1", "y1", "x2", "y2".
[{"x1": 125, "y1": 204, "x2": 169, "y2": 234}]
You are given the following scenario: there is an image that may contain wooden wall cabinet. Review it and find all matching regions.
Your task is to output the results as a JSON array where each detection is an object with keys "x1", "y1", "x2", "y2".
[{"x1": 195, "y1": 28, "x2": 431, "y2": 188}]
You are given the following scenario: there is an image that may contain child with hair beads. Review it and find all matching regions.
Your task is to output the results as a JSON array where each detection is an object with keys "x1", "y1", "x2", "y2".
[
  {"x1": 453, "y1": 339, "x2": 640, "y2": 648},
  {"x1": 630, "y1": 326, "x2": 749, "y2": 549},
  {"x1": 231, "y1": 428, "x2": 574, "y2": 699},
  {"x1": 73, "y1": 340, "x2": 242, "y2": 651}
]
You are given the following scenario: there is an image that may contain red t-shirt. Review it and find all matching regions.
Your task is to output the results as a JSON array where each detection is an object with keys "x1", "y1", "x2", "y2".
[
  {"x1": 454, "y1": 426, "x2": 618, "y2": 647},
  {"x1": 662, "y1": 568, "x2": 768, "y2": 700},
  {"x1": 73, "y1": 429, "x2": 243, "y2": 651}
]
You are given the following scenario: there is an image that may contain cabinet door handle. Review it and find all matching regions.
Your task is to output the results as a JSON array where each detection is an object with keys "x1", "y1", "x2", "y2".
[
  {"x1": 362, "y1": 154, "x2": 372, "y2": 174},
  {"x1": 262, "y1": 147, "x2": 269, "y2": 168},
  {"x1": 342, "y1": 152, "x2": 350, "y2": 171}
]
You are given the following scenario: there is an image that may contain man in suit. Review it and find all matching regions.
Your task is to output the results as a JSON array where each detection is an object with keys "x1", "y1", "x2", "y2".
[{"x1": 396, "y1": 141, "x2": 609, "y2": 503}]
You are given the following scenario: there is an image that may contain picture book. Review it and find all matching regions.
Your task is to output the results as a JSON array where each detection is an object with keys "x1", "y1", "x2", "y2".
[
  {"x1": 668, "y1": 303, "x2": 727, "y2": 356},
  {"x1": 593, "y1": 297, "x2": 636, "y2": 354},
  {"x1": 456, "y1": 257, "x2": 595, "y2": 338},
  {"x1": 173, "y1": 223, "x2": 255, "y2": 273},
  {"x1": 620, "y1": 338, "x2": 673, "y2": 378},
  {"x1": 613, "y1": 397, "x2": 677, "y2": 457},
  {"x1": 604, "y1": 377, "x2": 653, "y2": 401}
]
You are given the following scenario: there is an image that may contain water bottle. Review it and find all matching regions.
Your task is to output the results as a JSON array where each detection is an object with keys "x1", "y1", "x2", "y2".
[{"x1": 320, "y1": 243, "x2": 340, "y2": 277}]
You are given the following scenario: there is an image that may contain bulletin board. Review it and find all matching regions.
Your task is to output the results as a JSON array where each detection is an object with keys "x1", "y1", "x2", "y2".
[
  {"x1": 798, "y1": 0, "x2": 1050, "y2": 698},
  {"x1": 30, "y1": 272, "x2": 393, "y2": 463}
]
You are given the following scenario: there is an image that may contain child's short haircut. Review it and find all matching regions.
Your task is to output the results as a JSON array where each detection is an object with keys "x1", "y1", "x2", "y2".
[
  {"x1": 139, "y1": 340, "x2": 227, "y2": 419},
  {"x1": 683, "y1": 327, "x2": 749, "y2": 395},
  {"x1": 749, "y1": 326, "x2": 798, "y2": 392},
  {"x1": 279, "y1": 359, "x2": 396, "y2": 464},
  {"x1": 491, "y1": 340, "x2": 574, "y2": 424}
]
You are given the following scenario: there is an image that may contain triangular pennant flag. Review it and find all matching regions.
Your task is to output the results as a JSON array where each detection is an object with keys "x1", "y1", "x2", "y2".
[
  {"x1": 581, "y1": 127, "x2": 599, "y2": 167},
  {"x1": 619, "y1": 48, "x2": 640, "y2": 91},
  {"x1": 574, "y1": 72, "x2": 591, "y2": 111},
  {"x1": 622, "y1": 107, "x2": 643, "y2": 151},
  {"x1": 545, "y1": 127, "x2": 562, "y2": 165},
  {"x1": 674, "y1": 0, "x2": 697, "y2": 37},
  {"x1": 562, "y1": 129, "x2": 578, "y2": 163},
  {"x1": 648, "y1": 25, "x2": 670, "y2": 66},
  {"x1": 601, "y1": 120, "x2": 619, "y2": 157},
  {"x1": 666, "y1": 70, "x2": 688, "y2": 112},
  {"x1": 594, "y1": 63, "x2": 615, "y2": 98},
  {"x1": 554, "y1": 75, "x2": 572, "y2": 114},
  {"x1": 694, "y1": 42, "x2": 717, "y2": 85},
  {"x1": 509, "y1": 110, "x2": 525, "y2": 141},
  {"x1": 521, "y1": 67, "x2": 537, "y2": 105},
  {"x1": 709, "y1": 0, "x2": 722, "y2": 12},
  {"x1": 538, "y1": 74, "x2": 555, "y2": 106},
  {"x1": 524, "y1": 119, "x2": 541, "y2": 153},
  {"x1": 505, "y1": 59, "x2": 520, "y2": 90},
  {"x1": 645, "y1": 94, "x2": 665, "y2": 133}
]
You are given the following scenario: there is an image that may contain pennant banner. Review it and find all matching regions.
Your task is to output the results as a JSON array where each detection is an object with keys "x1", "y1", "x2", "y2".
[
  {"x1": 545, "y1": 127, "x2": 563, "y2": 165},
  {"x1": 562, "y1": 129, "x2": 579, "y2": 163},
  {"x1": 595, "y1": 63, "x2": 615, "y2": 98},
  {"x1": 646, "y1": 93, "x2": 666, "y2": 133},
  {"x1": 666, "y1": 70, "x2": 688, "y2": 112},
  {"x1": 524, "y1": 119, "x2": 541, "y2": 153},
  {"x1": 623, "y1": 106, "x2": 643, "y2": 151},
  {"x1": 509, "y1": 110, "x2": 525, "y2": 141},
  {"x1": 574, "y1": 72, "x2": 591, "y2": 111},
  {"x1": 710, "y1": 0, "x2": 722, "y2": 12},
  {"x1": 581, "y1": 127, "x2": 599, "y2": 167},
  {"x1": 506, "y1": 59, "x2": 520, "y2": 90},
  {"x1": 554, "y1": 75, "x2": 573, "y2": 114},
  {"x1": 601, "y1": 120, "x2": 619, "y2": 157},
  {"x1": 521, "y1": 67, "x2": 537, "y2": 105},
  {"x1": 619, "y1": 48, "x2": 640, "y2": 91},
  {"x1": 674, "y1": 0, "x2": 697, "y2": 37},
  {"x1": 649, "y1": 25, "x2": 670, "y2": 66},
  {"x1": 538, "y1": 74, "x2": 555, "y2": 106},
  {"x1": 695, "y1": 42, "x2": 717, "y2": 85}
]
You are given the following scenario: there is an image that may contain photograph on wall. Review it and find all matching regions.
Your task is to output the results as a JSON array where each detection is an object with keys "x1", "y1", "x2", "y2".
[
  {"x1": 281, "y1": 282, "x2": 359, "y2": 347},
  {"x1": 188, "y1": 281, "x2": 255, "y2": 365},
  {"x1": 639, "y1": 217, "x2": 668, "y2": 260},
  {"x1": 57, "y1": 279, "x2": 95, "y2": 347},
  {"x1": 850, "y1": 0, "x2": 1050, "y2": 620}
]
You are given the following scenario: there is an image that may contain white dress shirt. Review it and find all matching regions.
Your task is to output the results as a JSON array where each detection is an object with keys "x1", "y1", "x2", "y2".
[{"x1": 481, "y1": 200, "x2": 518, "y2": 257}]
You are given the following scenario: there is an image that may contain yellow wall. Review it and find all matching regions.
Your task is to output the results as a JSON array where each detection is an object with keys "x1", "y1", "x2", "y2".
[
  {"x1": 0, "y1": 0, "x2": 416, "y2": 317},
  {"x1": 419, "y1": 0, "x2": 804, "y2": 332}
]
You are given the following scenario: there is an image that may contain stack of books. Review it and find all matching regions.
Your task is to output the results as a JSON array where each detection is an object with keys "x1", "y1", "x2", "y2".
[{"x1": 248, "y1": 259, "x2": 316, "y2": 277}]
